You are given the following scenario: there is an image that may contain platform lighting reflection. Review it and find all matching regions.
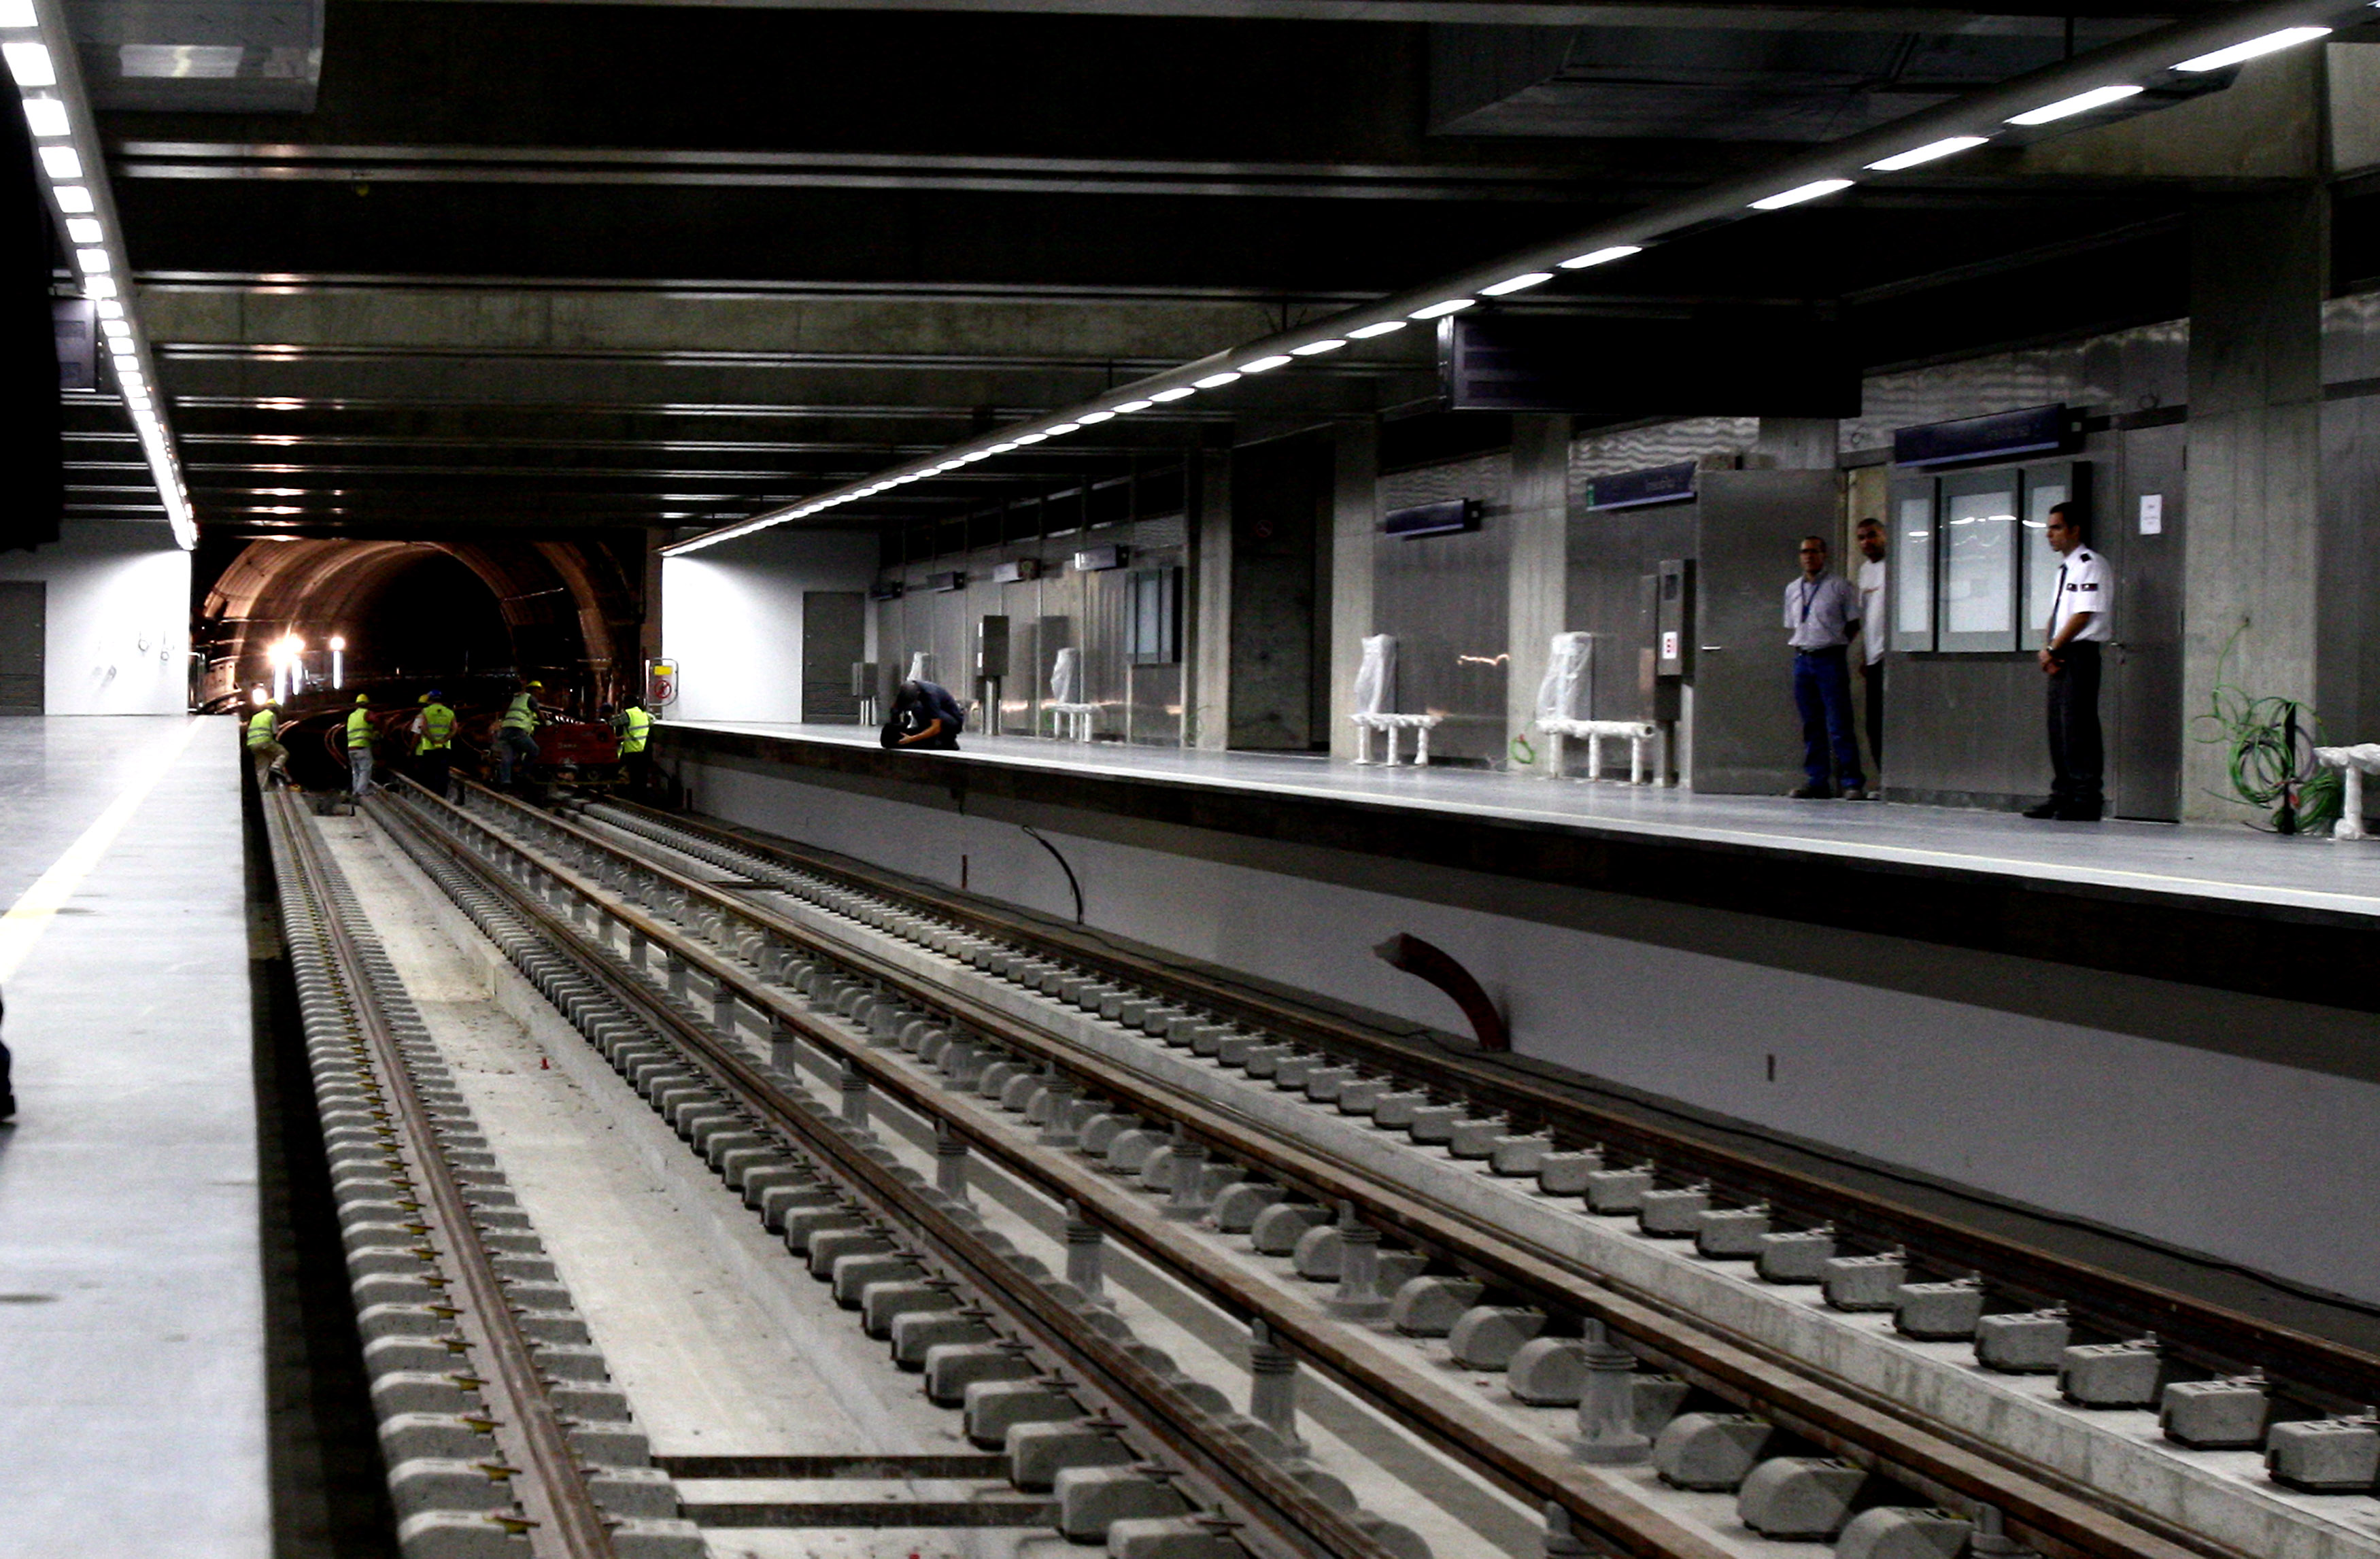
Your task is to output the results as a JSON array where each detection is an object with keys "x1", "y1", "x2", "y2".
[
  {"x1": 1237, "y1": 354, "x2": 1292, "y2": 373},
  {"x1": 1559, "y1": 244, "x2": 1644, "y2": 270},
  {"x1": 1750, "y1": 177, "x2": 1855, "y2": 209},
  {"x1": 1865, "y1": 135, "x2": 1992, "y2": 171},
  {"x1": 2006, "y1": 83, "x2": 2142, "y2": 123},
  {"x1": 1480, "y1": 272, "x2": 1553, "y2": 296},
  {"x1": 1409, "y1": 299, "x2": 1474, "y2": 319},
  {"x1": 1192, "y1": 371, "x2": 1242, "y2": 388},
  {"x1": 1347, "y1": 320, "x2": 1408, "y2": 339},
  {"x1": 1149, "y1": 386, "x2": 1197, "y2": 401},
  {"x1": 2175, "y1": 25, "x2": 2330, "y2": 69}
]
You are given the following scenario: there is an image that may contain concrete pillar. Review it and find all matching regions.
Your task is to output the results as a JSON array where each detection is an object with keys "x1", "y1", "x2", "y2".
[
  {"x1": 2181, "y1": 187, "x2": 2326, "y2": 821},
  {"x1": 1505, "y1": 414, "x2": 1571, "y2": 757},
  {"x1": 1752, "y1": 418, "x2": 1838, "y2": 473},
  {"x1": 1327, "y1": 419, "x2": 1378, "y2": 762},
  {"x1": 1188, "y1": 449, "x2": 1232, "y2": 750}
]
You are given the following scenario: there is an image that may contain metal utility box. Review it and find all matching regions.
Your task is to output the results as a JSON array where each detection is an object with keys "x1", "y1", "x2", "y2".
[
  {"x1": 1656, "y1": 558, "x2": 1694, "y2": 677},
  {"x1": 976, "y1": 615, "x2": 1010, "y2": 681},
  {"x1": 849, "y1": 660, "x2": 877, "y2": 698}
]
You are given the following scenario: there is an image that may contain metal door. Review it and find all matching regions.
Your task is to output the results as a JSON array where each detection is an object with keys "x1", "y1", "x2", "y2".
[
  {"x1": 2111, "y1": 425, "x2": 2186, "y2": 821},
  {"x1": 0, "y1": 581, "x2": 42, "y2": 714},
  {"x1": 1691, "y1": 469, "x2": 1841, "y2": 794},
  {"x1": 800, "y1": 591, "x2": 866, "y2": 724}
]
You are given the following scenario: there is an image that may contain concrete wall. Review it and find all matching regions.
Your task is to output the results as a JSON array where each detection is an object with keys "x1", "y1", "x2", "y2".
[
  {"x1": 673, "y1": 751, "x2": 2380, "y2": 1306},
  {"x1": 0, "y1": 521, "x2": 192, "y2": 715},
  {"x1": 660, "y1": 530, "x2": 875, "y2": 724}
]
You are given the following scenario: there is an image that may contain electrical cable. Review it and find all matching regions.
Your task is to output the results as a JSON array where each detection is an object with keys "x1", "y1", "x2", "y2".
[{"x1": 2192, "y1": 622, "x2": 2342, "y2": 835}]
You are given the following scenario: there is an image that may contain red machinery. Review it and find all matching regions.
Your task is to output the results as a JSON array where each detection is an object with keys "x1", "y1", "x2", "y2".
[{"x1": 536, "y1": 717, "x2": 622, "y2": 771}]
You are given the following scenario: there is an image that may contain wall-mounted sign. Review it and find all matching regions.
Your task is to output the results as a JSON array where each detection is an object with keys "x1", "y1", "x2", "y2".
[
  {"x1": 2139, "y1": 494, "x2": 2164, "y2": 534},
  {"x1": 1072, "y1": 544, "x2": 1128, "y2": 572},
  {"x1": 645, "y1": 658, "x2": 679, "y2": 706},
  {"x1": 1382, "y1": 498, "x2": 1480, "y2": 539},
  {"x1": 1585, "y1": 461, "x2": 1697, "y2": 511},
  {"x1": 1892, "y1": 404, "x2": 2072, "y2": 468},
  {"x1": 991, "y1": 558, "x2": 1042, "y2": 583}
]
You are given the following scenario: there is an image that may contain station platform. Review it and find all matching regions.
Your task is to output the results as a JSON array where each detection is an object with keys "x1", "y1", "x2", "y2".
[
  {"x1": 653, "y1": 720, "x2": 2380, "y2": 1017},
  {"x1": 0, "y1": 717, "x2": 265, "y2": 1558}
]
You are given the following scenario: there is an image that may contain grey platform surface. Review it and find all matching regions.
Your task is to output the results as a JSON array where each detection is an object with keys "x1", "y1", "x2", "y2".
[
  {"x1": 0, "y1": 717, "x2": 265, "y2": 1558},
  {"x1": 669, "y1": 721, "x2": 2380, "y2": 923}
]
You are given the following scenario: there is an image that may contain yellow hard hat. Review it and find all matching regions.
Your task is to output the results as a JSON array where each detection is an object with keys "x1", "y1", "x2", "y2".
[
  {"x1": 354, "y1": 694, "x2": 369, "y2": 706},
  {"x1": 526, "y1": 680, "x2": 544, "y2": 689},
  {"x1": 418, "y1": 693, "x2": 431, "y2": 704}
]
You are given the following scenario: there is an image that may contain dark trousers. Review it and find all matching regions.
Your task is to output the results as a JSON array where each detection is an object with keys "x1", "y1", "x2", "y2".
[
  {"x1": 1862, "y1": 658, "x2": 1884, "y2": 768},
  {"x1": 2047, "y1": 641, "x2": 2105, "y2": 815},
  {"x1": 1792, "y1": 647, "x2": 1864, "y2": 792},
  {"x1": 418, "y1": 749, "x2": 452, "y2": 799},
  {"x1": 496, "y1": 730, "x2": 539, "y2": 787},
  {"x1": 622, "y1": 749, "x2": 654, "y2": 799},
  {"x1": 1, "y1": 989, "x2": 12, "y2": 1115}
]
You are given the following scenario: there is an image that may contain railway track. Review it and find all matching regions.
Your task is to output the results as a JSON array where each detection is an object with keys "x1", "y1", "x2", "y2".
[{"x1": 328, "y1": 772, "x2": 2380, "y2": 1559}]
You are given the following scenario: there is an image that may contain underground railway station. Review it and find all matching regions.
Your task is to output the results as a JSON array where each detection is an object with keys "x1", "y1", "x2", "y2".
[{"x1": 5, "y1": 0, "x2": 2380, "y2": 1555}]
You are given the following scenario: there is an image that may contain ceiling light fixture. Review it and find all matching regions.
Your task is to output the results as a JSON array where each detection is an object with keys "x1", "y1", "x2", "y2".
[
  {"x1": 1750, "y1": 177, "x2": 1855, "y2": 209},
  {"x1": 1865, "y1": 135, "x2": 1992, "y2": 171},
  {"x1": 1013, "y1": 432, "x2": 1049, "y2": 444},
  {"x1": 1112, "y1": 399, "x2": 1154, "y2": 413},
  {"x1": 53, "y1": 184, "x2": 90, "y2": 212},
  {"x1": 2007, "y1": 83, "x2": 2142, "y2": 124},
  {"x1": 37, "y1": 144, "x2": 78, "y2": 179},
  {"x1": 20, "y1": 96, "x2": 65, "y2": 136},
  {"x1": 65, "y1": 216, "x2": 98, "y2": 243},
  {"x1": 1076, "y1": 409, "x2": 1115, "y2": 424},
  {"x1": 1238, "y1": 354, "x2": 1291, "y2": 373},
  {"x1": 2, "y1": 39, "x2": 53, "y2": 84},
  {"x1": 0, "y1": 0, "x2": 35, "y2": 26},
  {"x1": 1192, "y1": 371, "x2": 1242, "y2": 389},
  {"x1": 1347, "y1": 321, "x2": 1408, "y2": 339},
  {"x1": 988, "y1": 441, "x2": 1019, "y2": 453},
  {"x1": 1560, "y1": 245, "x2": 1644, "y2": 270},
  {"x1": 1047, "y1": 422, "x2": 1082, "y2": 435},
  {"x1": 1480, "y1": 272, "x2": 1553, "y2": 296},
  {"x1": 1290, "y1": 339, "x2": 1346, "y2": 356},
  {"x1": 2175, "y1": 25, "x2": 2331, "y2": 70},
  {"x1": 1149, "y1": 386, "x2": 1196, "y2": 401},
  {"x1": 73, "y1": 245, "x2": 107, "y2": 273},
  {"x1": 1409, "y1": 299, "x2": 1474, "y2": 320},
  {"x1": 84, "y1": 274, "x2": 116, "y2": 298}
]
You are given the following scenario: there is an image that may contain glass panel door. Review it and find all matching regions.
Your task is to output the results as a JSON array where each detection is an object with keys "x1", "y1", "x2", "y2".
[
  {"x1": 1889, "y1": 479, "x2": 1935, "y2": 652},
  {"x1": 1937, "y1": 471, "x2": 2020, "y2": 652},
  {"x1": 2018, "y1": 463, "x2": 2077, "y2": 651}
]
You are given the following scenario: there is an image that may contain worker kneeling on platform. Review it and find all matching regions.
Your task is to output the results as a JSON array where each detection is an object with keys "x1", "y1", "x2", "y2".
[
  {"x1": 496, "y1": 677, "x2": 545, "y2": 789},
  {"x1": 345, "y1": 694, "x2": 376, "y2": 796},
  {"x1": 414, "y1": 690, "x2": 458, "y2": 799},
  {"x1": 247, "y1": 698, "x2": 291, "y2": 789},
  {"x1": 883, "y1": 677, "x2": 964, "y2": 751}
]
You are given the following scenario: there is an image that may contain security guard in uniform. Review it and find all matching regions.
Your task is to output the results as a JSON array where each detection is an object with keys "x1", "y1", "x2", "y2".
[
  {"x1": 496, "y1": 678, "x2": 544, "y2": 789},
  {"x1": 2026, "y1": 502, "x2": 2113, "y2": 821},
  {"x1": 612, "y1": 696, "x2": 656, "y2": 798},
  {"x1": 246, "y1": 698, "x2": 290, "y2": 789},
  {"x1": 345, "y1": 694, "x2": 376, "y2": 796},
  {"x1": 415, "y1": 689, "x2": 458, "y2": 799}
]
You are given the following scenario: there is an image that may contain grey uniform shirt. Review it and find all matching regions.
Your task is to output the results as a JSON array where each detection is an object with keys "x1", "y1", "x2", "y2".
[{"x1": 1784, "y1": 574, "x2": 1862, "y2": 651}]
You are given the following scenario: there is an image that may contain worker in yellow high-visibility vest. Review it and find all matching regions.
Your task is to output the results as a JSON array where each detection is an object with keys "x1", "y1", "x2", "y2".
[
  {"x1": 612, "y1": 696, "x2": 656, "y2": 798},
  {"x1": 344, "y1": 694, "x2": 376, "y2": 796},
  {"x1": 246, "y1": 698, "x2": 290, "y2": 789},
  {"x1": 414, "y1": 690, "x2": 458, "y2": 799},
  {"x1": 495, "y1": 677, "x2": 544, "y2": 790}
]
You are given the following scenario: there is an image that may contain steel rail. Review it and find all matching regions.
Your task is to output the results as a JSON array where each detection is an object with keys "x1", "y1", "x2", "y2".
[
  {"x1": 368, "y1": 781, "x2": 1417, "y2": 1559},
  {"x1": 592, "y1": 794, "x2": 2380, "y2": 1414},
  {"x1": 265, "y1": 789, "x2": 621, "y2": 1559},
  {"x1": 424, "y1": 778, "x2": 2217, "y2": 1559}
]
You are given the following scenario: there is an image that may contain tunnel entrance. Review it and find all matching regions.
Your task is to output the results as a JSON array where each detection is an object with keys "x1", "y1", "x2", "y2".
[{"x1": 348, "y1": 551, "x2": 513, "y2": 683}]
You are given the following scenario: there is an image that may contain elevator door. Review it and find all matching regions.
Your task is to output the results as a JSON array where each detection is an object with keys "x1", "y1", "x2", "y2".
[
  {"x1": 0, "y1": 582, "x2": 42, "y2": 714},
  {"x1": 1691, "y1": 469, "x2": 1841, "y2": 794},
  {"x1": 2110, "y1": 424, "x2": 2186, "y2": 821},
  {"x1": 801, "y1": 591, "x2": 866, "y2": 724}
]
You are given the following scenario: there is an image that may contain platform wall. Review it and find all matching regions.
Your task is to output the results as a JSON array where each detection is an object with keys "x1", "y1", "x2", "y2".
[
  {"x1": 0, "y1": 520, "x2": 191, "y2": 715},
  {"x1": 659, "y1": 530, "x2": 875, "y2": 724},
  {"x1": 672, "y1": 748, "x2": 2380, "y2": 1307}
]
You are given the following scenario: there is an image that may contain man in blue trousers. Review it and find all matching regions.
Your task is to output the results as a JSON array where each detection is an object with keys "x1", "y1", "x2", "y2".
[{"x1": 1784, "y1": 534, "x2": 1868, "y2": 800}]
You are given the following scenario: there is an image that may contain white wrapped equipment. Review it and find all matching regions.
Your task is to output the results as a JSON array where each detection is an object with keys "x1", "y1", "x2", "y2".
[
  {"x1": 1348, "y1": 634, "x2": 1441, "y2": 766},
  {"x1": 906, "y1": 651, "x2": 934, "y2": 682},
  {"x1": 2315, "y1": 742, "x2": 2380, "y2": 839},
  {"x1": 1534, "y1": 632, "x2": 1593, "y2": 724},
  {"x1": 1045, "y1": 646, "x2": 1096, "y2": 741}
]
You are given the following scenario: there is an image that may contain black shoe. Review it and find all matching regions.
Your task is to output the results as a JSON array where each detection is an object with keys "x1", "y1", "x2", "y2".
[
  {"x1": 2022, "y1": 801, "x2": 2063, "y2": 819},
  {"x1": 0, "y1": 1094, "x2": 16, "y2": 1124},
  {"x1": 1788, "y1": 785, "x2": 1837, "y2": 800},
  {"x1": 2055, "y1": 806, "x2": 2104, "y2": 822}
]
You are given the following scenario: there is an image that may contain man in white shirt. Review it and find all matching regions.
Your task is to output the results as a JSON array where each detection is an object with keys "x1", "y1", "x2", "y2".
[
  {"x1": 1783, "y1": 534, "x2": 1867, "y2": 800},
  {"x1": 1854, "y1": 517, "x2": 1887, "y2": 776},
  {"x1": 2025, "y1": 502, "x2": 2112, "y2": 821}
]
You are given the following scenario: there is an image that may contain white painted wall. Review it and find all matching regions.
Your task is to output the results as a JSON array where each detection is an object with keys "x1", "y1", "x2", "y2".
[
  {"x1": 660, "y1": 530, "x2": 876, "y2": 724},
  {"x1": 0, "y1": 521, "x2": 192, "y2": 714},
  {"x1": 676, "y1": 753, "x2": 2380, "y2": 1307}
]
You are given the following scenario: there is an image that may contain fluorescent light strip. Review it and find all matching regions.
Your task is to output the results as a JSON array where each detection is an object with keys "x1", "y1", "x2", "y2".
[
  {"x1": 1480, "y1": 272, "x2": 1553, "y2": 296},
  {"x1": 37, "y1": 144, "x2": 77, "y2": 179},
  {"x1": 53, "y1": 184, "x2": 90, "y2": 212},
  {"x1": 1750, "y1": 177, "x2": 1854, "y2": 210},
  {"x1": 1409, "y1": 299, "x2": 1474, "y2": 320},
  {"x1": 1347, "y1": 321, "x2": 1407, "y2": 339},
  {"x1": 1192, "y1": 371, "x2": 1242, "y2": 389},
  {"x1": 1559, "y1": 245, "x2": 1642, "y2": 270},
  {"x1": 3, "y1": 39, "x2": 53, "y2": 84},
  {"x1": 2175, "y1": 25, "x2": 2330, "y2": 71},
  {"x1": 21, "y1": 96, "x2": 64, "y2": 135},
  {"x1": 0, "y1": 0, "x2": 35, "y2": 26},
  {"x1": 1290, "y1": 339, "x2": 1346, "y2": 356},
  {"x1": 1046, "y1": 423, "x2": 1081, "y2": 436},
  {"x1": 1112, "y1": 399, "x2": 1154, "y2": 413},
  {"x1": 1865, "y1": 135, "x2": 1991, "y2": 171},
  {"x1": 1149, "y1": 386, "x2": 1196, "y2": 401},
  {"x1": 2007, "y1": 83, "x2": 2142, "y2": 124},
  {"x1": 1076, "y1": 409, "x2": 1115, "y2": 424}
]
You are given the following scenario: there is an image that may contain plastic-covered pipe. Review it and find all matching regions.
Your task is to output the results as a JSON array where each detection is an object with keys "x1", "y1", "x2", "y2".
[{"x1": 1372, "y1": 933, "x2": 1508, "y2": 1052}]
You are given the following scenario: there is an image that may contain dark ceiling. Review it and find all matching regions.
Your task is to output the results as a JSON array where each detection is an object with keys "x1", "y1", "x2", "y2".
[{"x1": 54, "y1": 0, "x2": 2349, "y2": 550}]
